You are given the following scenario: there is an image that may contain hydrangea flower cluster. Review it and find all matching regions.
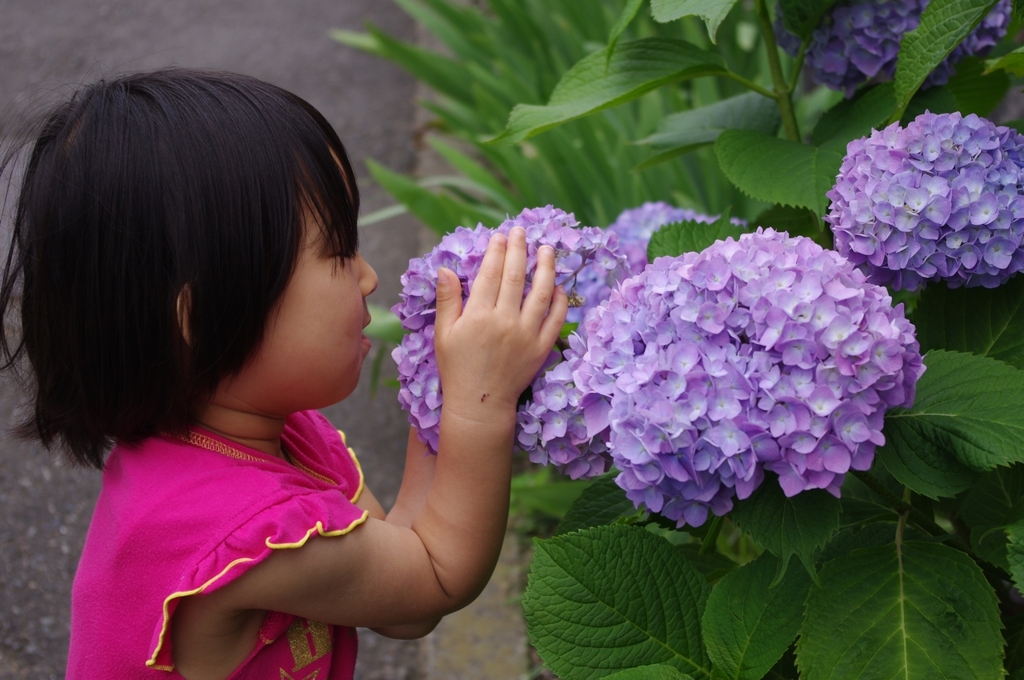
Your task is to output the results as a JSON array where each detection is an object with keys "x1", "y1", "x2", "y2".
[
  {"x1": 392, "y1": 206, "x2": 628, "y2": 454},
  {"x1": 567, "y1": 202, "x2": 745, "y2": 323},
  {"x1": 775, "y1": 0, "x2": 1010, "y2": 97},
  {"x1": 537, "y1": 229, "x2": 923, "y2": 527},
  {"x1": 828, "y1": 111, "x2": 1024, "y2": 290}
]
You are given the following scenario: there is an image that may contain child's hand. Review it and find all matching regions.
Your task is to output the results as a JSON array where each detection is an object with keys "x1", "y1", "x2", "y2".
[{"x1": 433, "y1": 227, "x2": 568, "y2": 420}]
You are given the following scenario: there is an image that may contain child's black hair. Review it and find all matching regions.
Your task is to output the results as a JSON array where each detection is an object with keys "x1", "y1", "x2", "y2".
[{"x1": 0, "y1": 68, "x2": 360, "y2": 469}]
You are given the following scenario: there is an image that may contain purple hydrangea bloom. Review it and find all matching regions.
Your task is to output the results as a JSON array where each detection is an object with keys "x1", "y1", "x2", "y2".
[
  {"x1": 828, "y1": 111, "x2": 1024, "y2": 290},
  {"x1": 392, "y1": 206, "x2": 628, "y2": 455},
  {"x1": 567, "y1": 203, "x2": 746, "y2": 323},
  {"x1": 775, "y1": 0, "x2": 1011, "y2": 97},
  {"x1": 553, "y1": 229, "x2": 923, "y2": 527}
]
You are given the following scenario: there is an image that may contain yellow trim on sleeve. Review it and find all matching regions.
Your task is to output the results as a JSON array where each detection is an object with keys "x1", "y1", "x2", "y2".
[
  {"x1": 145, "y1": 511, "x2": 369, "y2": 672},
  {"x1": 146, "y1": 557, "x2": 256, "y2": 670},
  {"x1": 338, "y1": 429, "x2": 365, "y2": 503},
  {"x1": 264, "y1": 513, "x2": 369, "y2": 549}
]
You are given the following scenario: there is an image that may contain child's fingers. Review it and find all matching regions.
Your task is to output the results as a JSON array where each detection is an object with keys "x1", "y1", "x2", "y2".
[
  {"x1": 433, "y1": 268, "x2": 464, "y2": 336},
  {"x1": 496, "y1": 227, "x2": 528, "y2": 311},
  {"x1": 521, "y1": 244, "x2": 556, "y2": 328},
  {"x1": 537, "y1": 286, "x2": 570, "y2": 347},
  {"x1": 464, "y1": 232, "x2": 506, "y2": 312}
]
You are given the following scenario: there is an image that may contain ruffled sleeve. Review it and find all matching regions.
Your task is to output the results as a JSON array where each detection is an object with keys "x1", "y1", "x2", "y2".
[{"x1": 145, "y1": 480, "x2": 368, "y2": 670}]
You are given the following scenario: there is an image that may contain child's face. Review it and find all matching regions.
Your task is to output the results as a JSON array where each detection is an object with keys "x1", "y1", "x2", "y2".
[{"x1": 211, "y1": 213, "x2": 378, "y2": 416}]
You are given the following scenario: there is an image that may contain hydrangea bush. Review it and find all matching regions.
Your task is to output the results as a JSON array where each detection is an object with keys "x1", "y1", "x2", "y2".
[
  {"x1": 359, "y1": 0, "x2": 1024, "y2": 676},
  {"x1": 392, "y1": 205, "x2": 627, "y2": 453},
  {"x1": 565, "y1": 230, "x2": 923, "y2": 526},
  {"x1": 775, "y1": 0, "x2": 1011, "y2": 97},
  {"x1": 828, "y1": 111, "x2": 1024, "y2": 290}
]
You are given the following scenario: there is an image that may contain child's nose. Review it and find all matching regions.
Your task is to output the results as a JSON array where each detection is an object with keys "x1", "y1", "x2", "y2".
[{"x1": 360, "y1": 256, "x2": 378, "y2": 297}]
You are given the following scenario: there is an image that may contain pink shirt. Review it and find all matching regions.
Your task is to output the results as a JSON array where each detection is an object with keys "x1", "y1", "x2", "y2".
[{"x1": 67, "y1": 410, "x2": 369, "y2": 679}]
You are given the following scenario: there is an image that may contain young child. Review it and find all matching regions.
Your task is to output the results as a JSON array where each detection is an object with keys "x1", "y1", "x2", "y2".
[{"x1": 0, "y1": 69, "x2": 567, "y2": 679}]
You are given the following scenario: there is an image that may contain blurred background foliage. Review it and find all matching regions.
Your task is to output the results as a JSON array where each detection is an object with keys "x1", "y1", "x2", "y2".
[{"x1": 333, "y1": 0, "x2": 793, "y2": 230}]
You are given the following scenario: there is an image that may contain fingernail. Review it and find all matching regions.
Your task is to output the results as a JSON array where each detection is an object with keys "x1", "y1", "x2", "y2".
[
  {"x1": 511, "y1": 226, "x2": 526, "y2": 238},
  {"x1": 539, "y1": 245, "x2": 554, "y2": 256}
]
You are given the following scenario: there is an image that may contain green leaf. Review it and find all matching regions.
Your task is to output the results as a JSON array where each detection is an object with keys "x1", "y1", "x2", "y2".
[
  {"x1": 818, "y1": 522, "x2": 900, "y2": 563},
  {"x1": 946, "y1": 56, "x2": 1011, "y2": 117},
  {"x1": 609, "y1": 0, "x2": 646, "y2": 58},
  {"x1": 364, "y1": 304, "x2": 405, "y2": 344},
  {"x1": 985, "y1": 45, "x2": 1024, "y2": 76},
  {"x1": 636, "y1": 93, "x2": 780, "y2": 164},
  {"x1": 879, "y1": 350, "x2": 1024, "y2": 498},
  {"x1": 899, "y1": 85, "x2": 962, "y2": 125},
  {"x1": 777, "y1": 0, "x2": 842, "y2": 38},
  {"x1": 892, "y1": 0, "x2": 1002, "y2": 119},
  {"x1": 426, "y1": 137, "x2": 518, "y2": 210},
  {"x1": 961, "y1": 464, "x2": 1024, "y2": 527},
  {"x1": 489, "y1": 38, "x2": 727, "y2": 145},
  {"x1": 810, "y1": 83, "x2": 896, "y2": 147},
  {"x1": 603, "y1": 666, "x2": 694, "y2": 680},
  {"x1": 330, "y1": 25, "x2": 474, "y2": 103},
  {"x1": 752, "y1": 205, "x2": 824, "y2": 240},
  {"x1": 647, "y1": 212, "x2": 745, "y2": 261},
  {"x1": 837, "y1": 474, "x2": 899, "y2": 529},
  {"x1": 559, "y1": 321, "x2": 580, "y2": 340},
  {"x1": 913, "y1": 276, "x2": 1024, "y2": 370},
  {"x1": 511, "y1": 470, "x2": 592, "y2": 519},
  {"x1": 358, "y1": 203, "x2": 407, "y2": 227},
  {"x1": 525, "y1": 525, "x2": 713, "y2": 679},
  {"x1": 1005, "y1": 613, "x2": 1024, "y2": 674},
  {"x1": 366, "y1": 159, "x2": 495, "y2": 235},
  {"x1": 797, "y1": 541, "x2": 1004, "y2": 679},
  {"x1": 714, "y1": 130, "x2": 844, "y2": 216},
  {"x1": 730, "y1": 474, "x2": 841, "y2": 580},
  {"x1": 1007, "y1": 519, "x2": 1024, "y2": 591},
  {"x1": 556, "y1": 472, "x2": 636, "y2": 536},
  {"x1": 959, "y1": 465, "x2": 1024, "y2": 569},
  {"x1": 650, "y1": 0, "x2": 743, "y2": 42},
  {"x1": 701, "y1": 553, "x2": 811, "y2": 680},
  {"x1": 676, "y1": 544, "x2": 739, "y2": 584}
]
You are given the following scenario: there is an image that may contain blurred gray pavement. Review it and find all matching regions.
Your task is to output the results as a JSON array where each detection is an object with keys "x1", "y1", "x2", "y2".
[{"x1": 0, "y1": 1, "x2": 429, "y2": 677}]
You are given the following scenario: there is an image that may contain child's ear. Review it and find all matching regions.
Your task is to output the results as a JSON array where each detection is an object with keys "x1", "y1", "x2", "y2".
[{"x1": 176, "y1": 284, "x2": 192, "y2": 346}]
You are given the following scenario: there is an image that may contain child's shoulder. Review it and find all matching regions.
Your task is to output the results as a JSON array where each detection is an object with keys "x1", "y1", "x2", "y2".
[{"x1": 101, "y1": 410, "x2": 363, "y2": 534}]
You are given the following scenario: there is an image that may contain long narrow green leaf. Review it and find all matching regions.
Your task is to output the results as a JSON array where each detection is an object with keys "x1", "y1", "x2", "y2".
[
  {"x1": 330, "y1": 25, "x2": 475, "y2": 103},
  {"x1": 426, "y1": 137, "x2": 519, "y2": 210},
  {"x1": 489, "y1": 38, "x2": 727, "y2": 145},
  {"x1": 366, "y1": 160, "x2": 495, "y2": 234},
  {"x1": 891, "y1": 0, "x2": 1001, "y2": 119}
]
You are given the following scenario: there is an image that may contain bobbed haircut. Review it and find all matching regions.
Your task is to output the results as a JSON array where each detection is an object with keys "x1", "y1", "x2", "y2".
[{"x1": 0, "y1": 68, "x2": 360, "y2": 469}]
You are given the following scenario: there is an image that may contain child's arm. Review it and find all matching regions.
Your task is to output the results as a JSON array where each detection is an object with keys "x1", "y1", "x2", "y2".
[
  {"x1": 204, "y1": 228, "x2": 566, "y2": 630},
  {"x1": 359, "y1": 429, "x2": 441, "y2": 638}
]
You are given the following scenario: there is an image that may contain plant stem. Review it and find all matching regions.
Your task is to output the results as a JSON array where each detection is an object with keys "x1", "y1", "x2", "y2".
[
  {"x1": 755, "y1": 0, "x2": 802, "y2": 142},
  {"x1": 787, "y1": 39, "x2": 809, "y2": 94},
  {"x1": 722, "y1": 72, "x2": 776, "y2": 99},
  {"x1": 700, "y1": 514, "x2": 724, "y2": 556}
]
